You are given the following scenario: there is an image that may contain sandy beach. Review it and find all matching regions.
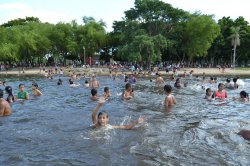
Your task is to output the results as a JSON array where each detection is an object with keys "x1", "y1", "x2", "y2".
[{"x1": 0, "y1": 67, "x2": 250, "y2": 77}]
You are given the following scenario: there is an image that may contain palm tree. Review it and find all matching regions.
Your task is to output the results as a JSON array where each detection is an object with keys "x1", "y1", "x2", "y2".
[{"x1": 229, "y1": 26, "x2": 240, "y2": 68}]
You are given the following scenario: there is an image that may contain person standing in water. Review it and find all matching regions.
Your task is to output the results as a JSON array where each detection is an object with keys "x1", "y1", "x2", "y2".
[
  {"x1": 5, "y1": 86, "x2": 15, "y2": 103},
  {"x1": 89, "y1": 74, "x2": 100, "y2": 88},
  {"x1": 91, "y1": 100, "x2": 145, "y2": 129},
  {"x1": 32, "y1": 83, "x2": 42, "y2": 96},
  {"x1": 212, "y1": 83, "x2": 227, "y2": 100},
  {"x1": 122, "y1": 83, "x2": 134, "y2": 100},
  {"x1": 233, "y1": 90, "x2": 249, "y2": 102},
  {"x1": 164, "y1": 84, "x2": 176, "y2": 110},
  {"x1": 0, "y1": 89, "x2": 12, "y2": 116},
  {"x1": 103, "y1": 87, "x2": 111, "y2": 100},
  {"x1": 155, "y1": 73, "x2": 164, "y2": 85},
  {"x1": 90, "y1": 88, "x2": 98, "y2": 101},
  {"x1": 17, "y1": 84, "x2": 29, "y2": 100}
]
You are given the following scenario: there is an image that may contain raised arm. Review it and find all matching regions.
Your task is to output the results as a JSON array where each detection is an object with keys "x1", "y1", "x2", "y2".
[
  {"x1": 92, "y1": 102, "x2": 103, "y2": 124},
  {"x1": 113, "y1": 116, "x2": 145, "y2": 130}
]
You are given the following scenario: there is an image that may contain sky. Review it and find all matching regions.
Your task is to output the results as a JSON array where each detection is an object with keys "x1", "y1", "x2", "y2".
[{"x1": 0, "y1": 0, "x2": 249, "y2": 31}]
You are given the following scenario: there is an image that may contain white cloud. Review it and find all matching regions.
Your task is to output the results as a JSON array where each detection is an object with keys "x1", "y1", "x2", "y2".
[{"x1": 0, "y1": 2, "x2": 74, "y2": 24}]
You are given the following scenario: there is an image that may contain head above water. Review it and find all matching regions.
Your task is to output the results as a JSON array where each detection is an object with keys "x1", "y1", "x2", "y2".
[
  {"x1": 233, "y1": 77, "x2": 238, "y2": 83},
  {"x1": 97, "y1": 111, "x2": 109, "y2": 126},
  {"x1": 91, "y1": 88, "x2": 98, "y2": 96},
  {"x1": 240, "y1": 90, "x2": 249, "y2": 99},
  {"x1": 104, "y1": 87, "x2": 109, "y2": 93},
  {"x1": 125, "y1": 83, "x2": 132, "y2": 90},
  {"x1": 5, "y1": 86, "x2": 13, "y2": 94},
  {"x1": 164, "y1": 84, "x2": 172, "y2": 93},
  {"x1": 206, "y1": 88, "x2": 212, "y2": 95},
  {"x1": 218, "y1": 83, "x2": 225, "y2": 89},
  {"x1": 32, "y1": 83, "x2": 38, "y2": 88},
  {"x1": 19, "y1": 84, "x2": 25, "y2": 92}
]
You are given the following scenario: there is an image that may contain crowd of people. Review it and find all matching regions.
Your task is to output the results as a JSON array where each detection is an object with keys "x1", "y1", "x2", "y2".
[{"x1": 0, "y1": 67, "x2": 249, "y2": 141}]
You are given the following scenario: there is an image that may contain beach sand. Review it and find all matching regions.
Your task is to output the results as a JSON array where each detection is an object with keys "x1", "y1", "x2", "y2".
[{"x1": 0, "y1": 67, "x2": 249, "y2": 77}]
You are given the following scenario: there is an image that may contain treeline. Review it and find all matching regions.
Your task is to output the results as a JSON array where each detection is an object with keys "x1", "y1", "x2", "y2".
[{"x1": 0, "y1": 0, "x2": 250, "y2": 67}]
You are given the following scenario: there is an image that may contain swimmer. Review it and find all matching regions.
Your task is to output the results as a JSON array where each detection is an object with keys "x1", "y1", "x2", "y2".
[
  {"x1": 204, "y1": 88, "x2": 212, "y2": 100},
  {"x1": 225, "y1": 78, "x2": 233, "y2": 89},
  {"x1": 212, "y1": 83, "x2": 227, "y2": 100},
  {"x1": 233, "y1": 90, "x2": 249, "y2": 102},
  {"x1": 174, "y1": 78, "x2": 181, "y2": 88},
  {"x1": 32, "y1": 83, "x2": 42, "y2": 96},
  {"x1": 155, "y1": 74, "x2": 164, "y2": 84},
  {"x1": 58, "y1": 78, "x2": 63, "y2": 85},
  {"x1": 164, "y1": 84, "x2": 176, "y2": 110},
  {"x1": 129, "y1": 74, "x2": 137, "y2": 84},
  {"x1": 233, "y1": 77, "x2": 238, "y2": 89},
  {"x1": 90, "y1": 88, "x2": 98, "y2": 101},
  {"x1": 122, "y1": 83, "x2": 134, "y2": 100},
  {"x1": 103, "y1": 87, "x2": 111, "y2": 100},
  {"x1": 209, "y1": 77, "x2": 214, "y2": 83},
  {"x1": 84, "y1": 80, "x2": 89, "y2": 88},
  {"x1": 69, "y1": 78, "x2": 74, "y2": 85},
  {"x1": 17, "y1": 84, "x2": 29, "y2": 100},
  {"x1": 2, "y1": 81, "x2": 6, "y2": 86},
  {"x1": 91, "y1": 100, "x2": 145, "y2": 129},
  {"x1": 5, "y1": 86, "x2": 15, "y2": 103},
  {"x1": 0, "y1": 89, "x2": 12, "y2": 116},
  {"x1": 124, "y1": 74, "x2": 129, "y2": 82},
  {"x1": 89, "y1": 74, "x2": 100, "y2": 88},
  {"x1": 202, "y1": 72, "x2": 206, "y2": 82}
]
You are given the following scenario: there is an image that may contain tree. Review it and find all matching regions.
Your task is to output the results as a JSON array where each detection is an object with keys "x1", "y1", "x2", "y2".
[
  {"x1": 178, "y1": 13, "x2": 220, "y2": 62},
  {"x1": 229, "y1": 26, "x2": 240, "y2": 68}
]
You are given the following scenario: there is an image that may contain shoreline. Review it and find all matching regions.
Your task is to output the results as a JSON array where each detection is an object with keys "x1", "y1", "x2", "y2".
[{"x1": 0, "y1": 67, "x2": 250, "y2": 77}]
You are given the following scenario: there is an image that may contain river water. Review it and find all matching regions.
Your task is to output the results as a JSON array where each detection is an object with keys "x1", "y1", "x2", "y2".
[{"x1": 0, "y1": 75, "x2": 249, "y2": 165}]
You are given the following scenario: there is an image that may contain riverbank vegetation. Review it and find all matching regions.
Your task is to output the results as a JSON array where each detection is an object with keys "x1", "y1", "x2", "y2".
[{"x1": 0, "y1": 0, "x2": 249, "y2": 67}]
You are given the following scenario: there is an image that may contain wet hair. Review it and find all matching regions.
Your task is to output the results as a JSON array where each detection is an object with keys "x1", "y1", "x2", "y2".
[
  {"x1": 218, "y1": 83, "x2": 224, "y2": 88},
  {"x1": 125, "y1": 83, "x2": 132, "y2": 90},
  {"x1": 214, "y1": 77, "x2": 217, "y2": 81},
  {"x1": 5, "y1": 86, "x2": 13, "y2": 95},
  {"x1": 206, "y1": 88, "x2": 211, "y2": 94},
  {"x1": 0, "y1": 89, "x2": 3, "y2": 98},
  {"x1": 32, "y1": 83, "x2": 38, "y2": 88},
  {"x1": 164, "y1": 84, "x2": 172, "y2": 93},
  {"x1": 104, "y1": 87, "x2": 109, "y2": 93},
  {"x1": 233, "y1": 77, "x2": 238, "y2": 83},
  {"x1": 85, "y1": 80, "x2": 88, "y2": 84},
  {"x1": 58, "y1": 79, "x2": 63, "y2": 85},
  {"x1": 91, "y1": 88, "x2": 97, "y2": 96},
  {"x1": 19, "y1": 83, "x2": 25, "y2": 88},
  {"x1": 226, "y1": 78, "x2": 230, "y2": 83},
  {"x1": 69, "y1": 79, "x2": 74, "y2": 84},
  {"x1": 210, "y1": 77, "x2": 214, "y2": 80},
  {"x1": 240, "y1": 91, "x2": 249, "y2": 100},
  {"x1": 97, "y1": 111, "x2": 109, "y2": 118}
]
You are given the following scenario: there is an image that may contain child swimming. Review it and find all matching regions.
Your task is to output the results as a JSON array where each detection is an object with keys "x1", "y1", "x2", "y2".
[
  {"x1": 212, "y1": 83, "x2": 227, "y2": 100},
  {"x1": 91, "y1": 100, "x2": 145, "y2": 129},
  {"x1": 122, "y1": 83, "x2": 134, "y2": 100},
  {"x1": 164, "y1": 84, "x2": 176, "y2": 110},
  {"x1": 32, "y1": 83, "x2": 42, "y2": 96},
  {"x1": 174, "y1": 78, "x2": 181, "y2": 88},
  {"x1": 233, "y1": 90, "x2": 249, "y2": 102},
  {"x1": 103, "y1": 87, "x2": 111, "y2": 100},
  {"x1": 5, "y1": 86, "x2": 15, "y2": 103},
  {"x1": 17, "y1": 84, "x2": 29, "y2": 100},
  {"x1": 204, "y1": 88, "x2": 212, "y2": 100},
  {"x1": 90, "y1": 89, "x2": 98, "y2": 101}
]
